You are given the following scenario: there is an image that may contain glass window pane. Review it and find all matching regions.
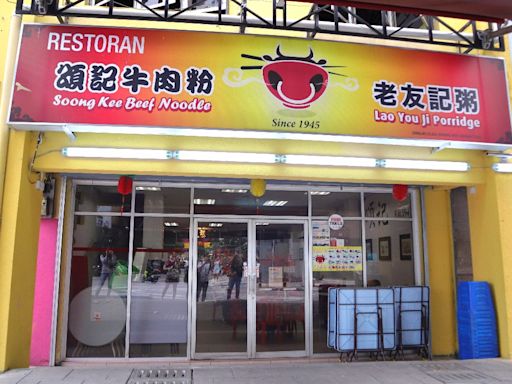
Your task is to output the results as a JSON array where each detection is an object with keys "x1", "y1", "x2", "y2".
[
  {"x1": 67, "y1": 215, "x2": 130, "y2": 358},
  {"x1": 312, "y1": 192, "x2": 361, "y2": 217},
  {"x1": 256, "y1": 223, "x2": 305, "y2": 353},
  {"x1": 75, "y1": 185, "x2": 131, "y2": 213},
  {"x1": 193, "y1": 189, "x2": 308, "y2": 216},
  {"x1": 135, "y1": 187, "x2": 190, "y2": 214},
  {"x1": 312, "y1": 220, "x2": 362, "y2": 353},
  {"x1": 364, "y1": 192, "x2": 412, "y2": 219},
  {"x1": 365, "y1": 220, "x2": 415, "y2": 286},
  {"x1": 129, "y1": 217, "x2": 190, "y2": 357},
  {"x1": 195, "y1": 222, "x2": 248, "y2": 353}
]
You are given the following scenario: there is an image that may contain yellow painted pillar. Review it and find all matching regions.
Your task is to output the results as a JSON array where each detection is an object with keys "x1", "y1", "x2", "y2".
[
  {"x1": 467, "y1": 169, "x2": 512, "y2": 358},
  {"x1": 0, "y1": 130, "x2": 43, "y2": 371},
  {"x1": 424, "y1": 189, "x2": 457, "y2": 356},
  {"x1": 0, "y1": 10, "x2": 22, "y2": 218}
]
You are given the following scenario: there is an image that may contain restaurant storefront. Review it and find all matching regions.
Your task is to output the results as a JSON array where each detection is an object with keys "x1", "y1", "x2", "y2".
[
  {"x1": 2, "y1": 13, "x2": 512, "y2": 369},
  {"x1": 62, "y1": 180, "x2": 420, "y2": 360}
]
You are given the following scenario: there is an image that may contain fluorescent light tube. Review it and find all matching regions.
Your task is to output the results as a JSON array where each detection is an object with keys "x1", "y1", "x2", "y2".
[
  {"x1": 193, "y1": 199, "x2": 216, "y2": 205},
  {"x1": 177, "y1": 150, "x2": 277, "y2": 164},
  {"x1": 493, "y1": 163, "x2": 512, "y2": 173},
  {"x1": 381, "y1": 159, "x2": 470, "y2": 172},
  {"x1": 62, "y1": 147, "x2": 169, "y2": 160},
  {"x1": 263, "y1": 200, "x2": 288, "y2": 206},
  {"x1": 284, "y1": 155, "x2": 378, "y2": 168},
  {"x1": 222, "y1": 189, "x2": 248, "y2": 193},
  {"x1": 136, "y1": 186, "x2": 161, "y2": 191},
  {"x1": 310, "y1": 191, "x2": 331, "y2": 195}
]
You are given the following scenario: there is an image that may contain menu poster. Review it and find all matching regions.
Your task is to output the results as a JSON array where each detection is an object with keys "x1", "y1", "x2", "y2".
[
  {"x1": 312, "y1": 246, "x2": 363, "y2": 272},
  {"x1": 268, "y1": 267, "x2": 284, "y2": 288},
  {"x1": 312, "y1": 221, "x2": 330, "y2": 246}
]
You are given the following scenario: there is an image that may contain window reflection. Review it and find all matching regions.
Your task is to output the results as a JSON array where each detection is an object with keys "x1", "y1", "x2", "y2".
[
  {"x1": 75, "y1": 185, "x2": 130, "y2": 213},
  {"x1": 256, "y1": 223, "x2": 305, "y2": 353},
  {"x1": 195, "y1": 223, "x2": 248, "y2": 354},
  {"x1": 134, "y1": 187, "x2": 190, "y2": 214},
  {"x1": 194, "y1": 189, "x2": 307, "y2": 216},
  {"x1": 67, "y1": 215, "x2": 130, "y2": 358},
  {"x1": 312, "y1": 192, "x2": 361, "y2": 217},
  {"x1": 129, "y1": 217, "x2": 190, "y2": 357}
]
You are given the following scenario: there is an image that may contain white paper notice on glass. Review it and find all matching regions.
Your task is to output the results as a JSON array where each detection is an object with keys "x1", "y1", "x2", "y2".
[
  {"x1": 268, "y1": 267, "x2": 283, "y2": 288},
  {"x1": 312, "y1": 221, "x2": 330, "y2": 246}
]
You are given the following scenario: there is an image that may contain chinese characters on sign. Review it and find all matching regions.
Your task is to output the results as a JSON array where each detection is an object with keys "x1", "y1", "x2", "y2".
[
  {"x1": 372, "y1": 80, "x2": 481, "y2": 131},
  {"x1": 53, "y1": 61, "x2": 215, "y2": 112}
]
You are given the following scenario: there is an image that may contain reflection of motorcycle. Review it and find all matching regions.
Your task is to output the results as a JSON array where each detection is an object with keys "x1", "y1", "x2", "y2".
[
  {"x1": 144, "y1": 261, "x2": 163, "y2": 283},
  {"x1": 144, "y1": 270, "x2": 160, "y2": 283}
]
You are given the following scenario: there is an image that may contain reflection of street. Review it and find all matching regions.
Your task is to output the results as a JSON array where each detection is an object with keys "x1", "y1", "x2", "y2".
[
  {"x1": 130, "y1": 280, "x2": 188, "y2": 302},
  {"x1": 91, "y1": 273, "x2": 309, "y2": 303}
]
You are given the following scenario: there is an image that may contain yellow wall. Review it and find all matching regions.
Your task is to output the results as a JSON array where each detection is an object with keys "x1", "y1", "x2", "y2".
[
  {"x1": 0, "y1": 3, "x2": 19, "y2": 217},
  {"x1": 425, "y1": 189, "x2": 457, "y2": 355},
  {"x1": 467, "y1": 164, "x2": 512, "y2": 358},
  {"x1": 0, "y1": 131, "x2": 43, "y2": 370}
]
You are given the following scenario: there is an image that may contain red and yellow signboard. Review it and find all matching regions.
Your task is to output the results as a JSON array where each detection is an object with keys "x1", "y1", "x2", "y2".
[{"x1": 9, "y1": 24, "x2": 512, "y2": 145}]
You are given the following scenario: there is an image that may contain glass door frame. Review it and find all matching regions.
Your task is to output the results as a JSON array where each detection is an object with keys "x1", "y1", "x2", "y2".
[
  {"x1": 191, "y1": 217, "x2": 252, "y2": 359},
  {"x1": 190, "y1": 217, "x2": 310, "y2": 359},
  {"x1": 253, "y1": 218, "x2": 310, "y2": 359}
]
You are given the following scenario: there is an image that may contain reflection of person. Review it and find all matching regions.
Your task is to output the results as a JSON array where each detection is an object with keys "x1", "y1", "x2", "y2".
[
  {"x1": 96, "y1": 249, "x2": 116, "y2": 295},
  {"x1": 196, "y1": 255, "x2": 211, "y2": 301},
  {"x1": 213, "y1": 256, "x2": 222, "y2": 280},
  {"x1": 162, "y1": 253, "x2": 179, "y2": 298},
  {"x1": 227, "y1": 254, "x2": 243, "y2": 299}
]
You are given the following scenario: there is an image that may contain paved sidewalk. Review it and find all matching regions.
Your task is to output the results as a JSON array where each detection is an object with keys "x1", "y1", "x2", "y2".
[{"x1": 1, "y1": 358, "x2": 512, "y2": 384}]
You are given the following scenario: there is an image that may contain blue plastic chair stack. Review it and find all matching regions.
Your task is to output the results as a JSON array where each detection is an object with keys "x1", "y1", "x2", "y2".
[
  {"x1": 457, "y1": 281, "x2": 498, "y2": 359},
  {"x1": 328, "y1": 287, "x2": 395, "y2": 361},
  {"x1": 393, "y1": 286, "x2": 430, "y2": 359}
]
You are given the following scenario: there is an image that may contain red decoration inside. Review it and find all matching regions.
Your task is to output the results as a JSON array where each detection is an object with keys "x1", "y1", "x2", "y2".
[
  {"x1": 117, "y1": 176, "x2": 133, "y2": 195},
  {"x1": 117, "y1": 176, "x2": 133, "y2": 214},
  {"x1": 392, "y1": 184, "x2": 408, "y2": 202}
]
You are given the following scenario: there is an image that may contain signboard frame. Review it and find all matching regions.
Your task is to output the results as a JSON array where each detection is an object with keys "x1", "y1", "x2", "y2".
[{"x1": 8, "y1": 23, "x2": 512, "y2": 151}]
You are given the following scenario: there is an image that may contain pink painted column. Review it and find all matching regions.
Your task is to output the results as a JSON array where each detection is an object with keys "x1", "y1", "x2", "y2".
[{"x1": 30, "y1": 219, "x2": 58, "y2": 366}]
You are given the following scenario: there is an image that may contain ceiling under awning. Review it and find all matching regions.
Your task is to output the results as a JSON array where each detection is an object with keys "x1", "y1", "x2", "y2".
[{"x1": 294, "y1": 0, "x2": 511, "y2": 23}]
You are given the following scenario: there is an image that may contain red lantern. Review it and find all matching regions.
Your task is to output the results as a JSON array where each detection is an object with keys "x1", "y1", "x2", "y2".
[
  {"x1": 117, "y1": 176, "x2": 133, "y2": 195},
  {"x1": 117, "y1": 176, "x2": 133, "y2": 214},
  {"x1": 392, "y1": 184, "x2": 408, "y2": 202}
]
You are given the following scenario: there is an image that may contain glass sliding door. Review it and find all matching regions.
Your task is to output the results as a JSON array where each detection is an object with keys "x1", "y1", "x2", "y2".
[
  {"x1": 194, "y1": 221, "x2": 249, "y2": 355},
  {"x1": 129, "y1": 217, "x2": 190, "y2": 357},
  {"x1": 255, "y1": 222, "x2": 306, "y2": 354},
  {"x1": 192, "y1": 219, "x2": 307, "y2": 357}
]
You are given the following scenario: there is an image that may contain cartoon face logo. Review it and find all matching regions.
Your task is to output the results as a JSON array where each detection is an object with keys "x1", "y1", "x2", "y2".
[{"x1": 241, "y1": 46, "x2": 344, "y2": 109}]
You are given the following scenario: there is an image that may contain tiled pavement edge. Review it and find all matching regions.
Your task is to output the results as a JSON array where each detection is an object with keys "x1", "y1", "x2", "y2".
[{"x1": 2, "y1": 359, "x2": 512, "y2": 384}]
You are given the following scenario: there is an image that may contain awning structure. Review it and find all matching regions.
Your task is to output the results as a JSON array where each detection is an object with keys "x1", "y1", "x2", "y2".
[
  {"x1": 16, "y1": 0, "x2": 512, "y2": 51},
  {"x1": 295, "y1": 0, "x2": 511, "y2": 23}
]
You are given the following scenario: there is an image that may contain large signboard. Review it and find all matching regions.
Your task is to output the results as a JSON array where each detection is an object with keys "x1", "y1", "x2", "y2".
[{"x1": 9, "y1": 24, "x2": 512, "y2": 145}]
